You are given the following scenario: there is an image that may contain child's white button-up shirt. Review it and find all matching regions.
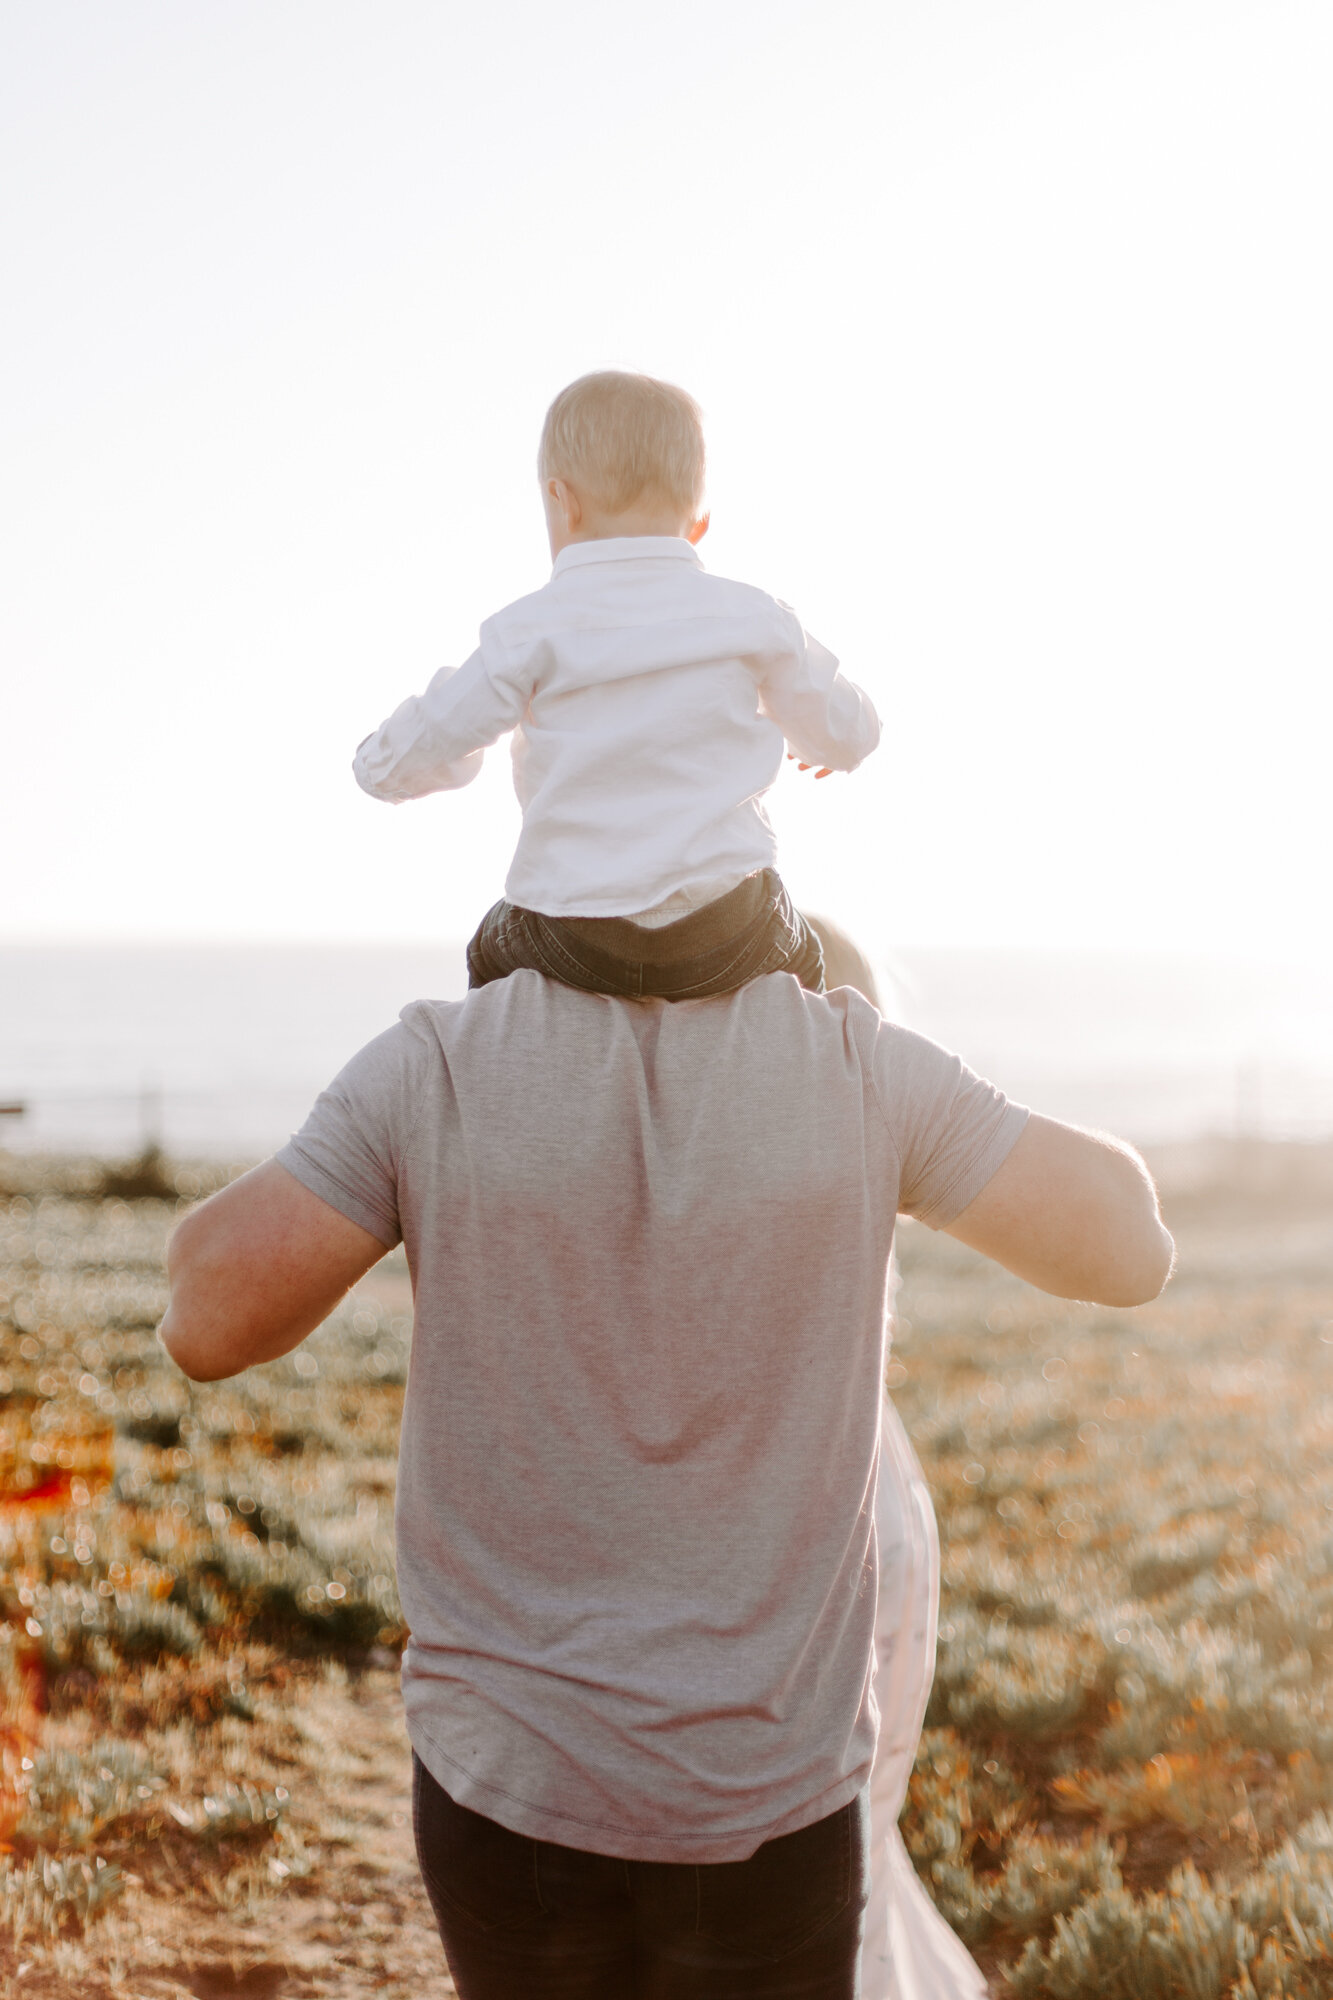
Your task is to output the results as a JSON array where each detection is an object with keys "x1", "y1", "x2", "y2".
[{"x1": 353, "y1": 537, "x2": 880, "y2": 921}]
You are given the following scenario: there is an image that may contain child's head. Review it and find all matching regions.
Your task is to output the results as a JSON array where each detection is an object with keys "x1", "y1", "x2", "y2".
[{"x1": 538, "y1": 371, "x2": 707, "y2": 550}]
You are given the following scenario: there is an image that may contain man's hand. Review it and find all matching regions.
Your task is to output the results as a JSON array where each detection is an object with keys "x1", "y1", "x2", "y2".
[
  {"x1": 159, "y1": 1162, "x2": 387, "y2": 1382},
  {"x1": 786, "y1": 752, "x2": 834, "y2": 779}
]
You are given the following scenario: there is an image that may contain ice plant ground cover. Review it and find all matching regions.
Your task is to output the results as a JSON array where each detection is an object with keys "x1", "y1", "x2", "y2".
[
  {"x1": 1, "y1": 1139, "x2": 1333, "y2": 1996},
  {"x1": 893, "y1": 1139, "x2": 1333, "y2": 1997},
  {"x1": 0, "y1": 1157, "x2": 441, "y2": 1999}
]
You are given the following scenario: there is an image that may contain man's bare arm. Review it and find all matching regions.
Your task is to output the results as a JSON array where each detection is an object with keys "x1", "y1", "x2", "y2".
[
  {"x1": 159, "y1": 1161, "x2": 387, "y2": 1383},
  {"x1": 943, "y1": 1114, "x2": 1174, "y2": 1307}
]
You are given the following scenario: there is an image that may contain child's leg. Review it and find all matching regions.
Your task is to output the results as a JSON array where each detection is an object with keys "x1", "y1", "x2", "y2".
[
  {"x1": 468, "y1": 873, "x2": 824, "y2": 1001},
  {"x1": 552, "y1": 872, "x2": 816, "y2": 1000},
  {"x1": 469, "y1": 872, "x2": 824, "y2": 1002},
  {"x1": 621, "y1": 872, "x2": 824, "y2": 997},
  {"x1": 756, "y1": 881, "x2": 825, "y2": 995},
  {"x1": 466, "y1": 900, "x2": 646, "y2": 995}
]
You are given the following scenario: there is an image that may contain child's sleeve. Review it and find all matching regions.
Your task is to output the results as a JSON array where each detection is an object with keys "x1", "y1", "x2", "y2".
[
  {"x1": 352, "y1": 648, "x2": 528, "y2": 803},
  {"x1": 753, "y1": 608, "x2": 881, "y2": 771}
]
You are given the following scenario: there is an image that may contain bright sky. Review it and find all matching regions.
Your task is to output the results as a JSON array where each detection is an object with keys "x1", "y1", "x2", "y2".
[{"x1": 3, "y1": 0, "x2": 1329, "y2": 956}]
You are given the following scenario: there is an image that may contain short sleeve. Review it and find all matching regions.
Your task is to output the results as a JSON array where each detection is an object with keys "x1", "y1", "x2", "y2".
[
  {"x1": 275, "y1": 1017, "x2": 432, "y2": 1248},
  {"x1": 870, "y1": 1021, "x2": 1029, "y2": 1228}
]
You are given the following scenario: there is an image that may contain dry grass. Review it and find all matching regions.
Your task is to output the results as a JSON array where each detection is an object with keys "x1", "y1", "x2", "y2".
[
  {"x1": 892, "y1": 1138, "x2": 1333, "y2": 1995},
  {"x1": 4, "y1": 1139, "x2": 1333, "y2": 1996},
  {"x1": 0, "y1": 1155, "x2": 445, "y2": 1998}
]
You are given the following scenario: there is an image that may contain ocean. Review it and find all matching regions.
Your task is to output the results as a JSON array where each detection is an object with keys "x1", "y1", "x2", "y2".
[{"x1": 3, "y1": 942, "x2": 1333, "y2": 1159}]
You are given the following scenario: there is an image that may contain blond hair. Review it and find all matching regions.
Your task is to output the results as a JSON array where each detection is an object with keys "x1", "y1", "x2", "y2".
[{"x1": 538, "y1": 371, "x2": 706, "y2": 518}]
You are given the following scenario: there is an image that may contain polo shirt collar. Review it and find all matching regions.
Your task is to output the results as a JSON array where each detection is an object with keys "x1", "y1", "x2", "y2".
[{"x1": 552, "y1": 537, "x2": 703, "y2": 576}]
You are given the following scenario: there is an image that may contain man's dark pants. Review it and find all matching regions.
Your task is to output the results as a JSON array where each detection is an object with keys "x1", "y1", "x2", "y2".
[{"x1": 413, "y1": 1755, "x2": 869, "y2": 1999}]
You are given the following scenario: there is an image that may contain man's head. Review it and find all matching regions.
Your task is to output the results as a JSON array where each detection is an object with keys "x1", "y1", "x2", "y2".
[{"x1": 538, "y1": 371, "x2": 709, "y2": 555}]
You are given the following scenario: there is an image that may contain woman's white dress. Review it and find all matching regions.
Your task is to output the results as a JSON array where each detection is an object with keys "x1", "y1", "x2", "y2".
[
  {"x1": 792, "y1": 927, "x2": 986, "y2": 1995},
  {"x1": 858, "y1": 1390, "x2": 990, "y2": 2000}
]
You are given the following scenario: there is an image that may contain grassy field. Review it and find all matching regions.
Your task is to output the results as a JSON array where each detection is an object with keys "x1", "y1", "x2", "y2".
[{"x1": 3, "y1": 1140, "x2": 1333, "y2": 1997}]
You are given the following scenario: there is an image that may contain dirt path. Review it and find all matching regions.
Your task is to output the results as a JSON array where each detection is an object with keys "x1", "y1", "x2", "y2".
[{"x1": 0, "y1": 1669, "x2": 456, "y2": 2000}]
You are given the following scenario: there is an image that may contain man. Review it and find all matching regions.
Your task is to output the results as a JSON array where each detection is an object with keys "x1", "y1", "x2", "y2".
[{"x1": 161, "y1": 969, "x2": 1173, "y2": 1999}]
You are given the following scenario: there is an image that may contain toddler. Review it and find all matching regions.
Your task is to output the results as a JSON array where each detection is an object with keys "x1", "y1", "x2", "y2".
[{"x1": 353, "y1": 371, "x2": 880, "y2": 996}]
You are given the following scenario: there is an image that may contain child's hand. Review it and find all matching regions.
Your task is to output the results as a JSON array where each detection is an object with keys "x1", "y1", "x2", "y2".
[{"x1": 786, "y1": 752, "x2": 834, "y2": 779}]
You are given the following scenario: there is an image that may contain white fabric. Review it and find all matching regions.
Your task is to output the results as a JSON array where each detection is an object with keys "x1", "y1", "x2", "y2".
[
  {"x1": 352, "y1": 537, "x2": 880, "y2": 919},
  {"x1": 625, "y1": 870, "x2": 758, "y2": 929},
  {"x1": 861, "y1": 1390, "x2": 989, "y2": 2000}
]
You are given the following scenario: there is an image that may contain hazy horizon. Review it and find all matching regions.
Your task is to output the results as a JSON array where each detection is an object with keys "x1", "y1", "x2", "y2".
[{"x1": 6, "y1": 937, "x2": 1333, "y2": 1156}]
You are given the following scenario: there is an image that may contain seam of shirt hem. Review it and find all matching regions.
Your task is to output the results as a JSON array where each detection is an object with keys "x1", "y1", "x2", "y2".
[
  {"x1": 913, "y1": 1104, "x2": 1031, "y2": 1232},
  {"x1": 277, "y1": 1147, "x2": 399, "y2": 1248},
  {"x1": 412, "y1": 1721, "x2": 861, "y2": 1852}
]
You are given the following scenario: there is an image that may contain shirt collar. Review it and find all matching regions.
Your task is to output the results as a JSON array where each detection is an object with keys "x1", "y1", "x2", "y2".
[{"x1": 552, "y1": 536, "x2": 703, "y2": 577}]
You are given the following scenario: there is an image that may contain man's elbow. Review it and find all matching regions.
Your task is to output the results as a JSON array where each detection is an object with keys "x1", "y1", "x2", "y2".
[
  {"x1": 1097, "y1": 1154, "x2": 1176, "y2": 1305},
  {"x1": 1098, "y1": 1219, "x2": 1176, "y2": 1306},
  {"x1": 158, "y1": 1311, "x2": 228, "y2": 1383},
  {"x1": 158, "y1": 1281, "x2": 237, "y2": 1383},
  {"x1": 159, "y1": 1210, "x2": 232, "y2": 1381}
]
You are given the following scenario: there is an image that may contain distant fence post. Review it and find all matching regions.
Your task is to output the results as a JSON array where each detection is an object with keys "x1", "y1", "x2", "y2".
[{"x1": 140, "y1": 1077, "x2": 164, "y2": 1155}]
